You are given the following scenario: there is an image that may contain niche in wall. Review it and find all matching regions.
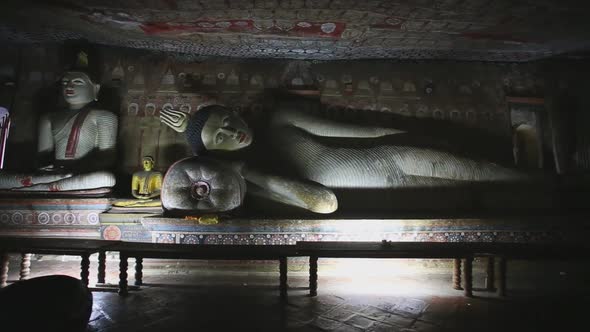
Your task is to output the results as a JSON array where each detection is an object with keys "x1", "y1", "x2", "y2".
[{"x1": 507, "y1": 97, "x2": 547, "y2": 170}]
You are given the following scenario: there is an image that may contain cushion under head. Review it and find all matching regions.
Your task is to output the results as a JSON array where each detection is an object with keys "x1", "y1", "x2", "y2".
[{"x1": 161, "y1": 157, "x2": 246, "y2": 216}]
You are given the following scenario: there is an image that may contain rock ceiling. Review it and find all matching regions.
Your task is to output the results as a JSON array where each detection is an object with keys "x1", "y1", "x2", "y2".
[{"x1": 1, "y1": 0, "x2": 589, "y2": 61}]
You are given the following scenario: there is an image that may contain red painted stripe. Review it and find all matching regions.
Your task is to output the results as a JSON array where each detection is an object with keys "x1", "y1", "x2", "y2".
[{"x1": 65, "y1": 109, "x2": 91, "y2": 159}]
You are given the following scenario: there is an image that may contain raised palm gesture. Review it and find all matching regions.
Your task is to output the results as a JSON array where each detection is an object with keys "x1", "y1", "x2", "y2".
[{"x1": 160, "y1": 108, "x2": 188, "y2": 133}]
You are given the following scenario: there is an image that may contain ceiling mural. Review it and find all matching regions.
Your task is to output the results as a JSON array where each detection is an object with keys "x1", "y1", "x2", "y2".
[{"x1": 1, "y1": 0, "x2": 589, "y2": 61}]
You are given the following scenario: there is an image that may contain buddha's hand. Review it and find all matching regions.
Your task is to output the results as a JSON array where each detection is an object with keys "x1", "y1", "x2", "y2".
[{"x1": 160, "y1": 108, "x2": 188, "y2": 133}]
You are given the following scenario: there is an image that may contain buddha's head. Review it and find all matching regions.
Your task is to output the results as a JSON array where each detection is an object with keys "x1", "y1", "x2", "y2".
[
  {"x1": 160, "y1": 105, "x2": 252, "y2": 155},
  {"x1": 60, "y1": 71, "x2": 100, "y2": 109},
  {"x1": 142, "y1": 156, "x2": 155, "y2": 171}
]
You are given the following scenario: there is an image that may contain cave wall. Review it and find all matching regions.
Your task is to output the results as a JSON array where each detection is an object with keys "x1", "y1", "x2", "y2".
[{"x1": 3, "y1": 0, "x2": 590, "y2": 62}]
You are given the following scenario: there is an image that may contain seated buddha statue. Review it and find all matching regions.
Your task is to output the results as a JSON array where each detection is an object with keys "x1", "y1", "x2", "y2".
[
  {"x1": 131, "y1": 156, "x2": 162, "y2": 199},
  {"x1": 0, "y1": 70, "x2": 118, "y2": 195},
  {"x1": 159, "y1": 105, "x2": 337, "y2": 215}
]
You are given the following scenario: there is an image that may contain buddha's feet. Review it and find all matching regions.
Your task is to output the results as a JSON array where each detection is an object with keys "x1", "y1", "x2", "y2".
[{"x1": 0, "y1": 171, "x2": 116, "y2": 194}]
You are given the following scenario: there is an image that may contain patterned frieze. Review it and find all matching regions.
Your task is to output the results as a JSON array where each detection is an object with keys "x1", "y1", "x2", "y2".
[
  {"x1": 112, "y1": 216, "x2": 590, "y2": 245},
  {"x1": 99, "y1": 212, "x2": 159, "y2": 242},
  {"x1": 0, "y1": 198, "x2": 110, "y2": 239},
  {"x1": 0, "y1": 199, "x2": 111, "y2": 227},
  {"x1": 149, "y1": 230, "x2": 562, "y2": 245},
  {"x1": 101, "y1": 224, "x2": 152, "y2": 242}
]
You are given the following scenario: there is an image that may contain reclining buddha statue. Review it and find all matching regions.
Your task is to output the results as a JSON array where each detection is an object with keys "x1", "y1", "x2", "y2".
[
  {"x1": 0, "y1": 69, "x2": 117, "y2": 195},
  {"x1": 160, "y1": 95, "x2": 529, "y2": 215},
  {"x1": 159, "y1": 105, "x2": 338, "y2": 216}
]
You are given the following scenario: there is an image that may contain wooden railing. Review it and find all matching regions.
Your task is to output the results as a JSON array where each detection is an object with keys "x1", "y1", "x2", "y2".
[{"x1": 2, "y1": 237, "x2": 589, "y2": 298}]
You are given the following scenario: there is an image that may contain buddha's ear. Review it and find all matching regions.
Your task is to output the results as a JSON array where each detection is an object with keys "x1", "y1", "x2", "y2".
[{"x1": 94, "y1": 83, "x2": 101, "y2": 101}]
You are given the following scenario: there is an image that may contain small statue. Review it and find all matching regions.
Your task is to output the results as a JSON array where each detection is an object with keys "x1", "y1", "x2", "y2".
[
  {"x1": 131, "y1": 156, "x2": 162, "y2": 199},
  {"x1": 159, "y1": 105, "x2": 338, "y2": 215},
  {"x1": 0, "y1": 58, "x2": 118, "y2": 195}
]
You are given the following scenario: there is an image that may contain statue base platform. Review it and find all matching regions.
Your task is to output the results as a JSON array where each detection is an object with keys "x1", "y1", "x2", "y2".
[
  {"x1": 99, "y1": 212, "x2": 154, "y2": 242},
  {"x1": 94, "y1": 212, "x2": 590, "y2": 245},
  {"x1": 0, "y1": 198, "x2": 111, "y2": 239},
  {"x1": 0, "y1": 197, "x2": 588, "y2": 247}
]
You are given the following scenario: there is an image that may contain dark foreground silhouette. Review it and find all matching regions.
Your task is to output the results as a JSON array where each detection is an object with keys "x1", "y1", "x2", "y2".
[{"x1": 0, "y1": 275, "x2": 92, "y2": 332}]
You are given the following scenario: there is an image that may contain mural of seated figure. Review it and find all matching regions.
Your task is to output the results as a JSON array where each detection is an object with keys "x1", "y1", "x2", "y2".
[
  {"x1": 159, "y1": 105, "x2": 338, "y2": 215},
  {"x1": 0, "y1": 69, "x2": 117, "y2": 195}
]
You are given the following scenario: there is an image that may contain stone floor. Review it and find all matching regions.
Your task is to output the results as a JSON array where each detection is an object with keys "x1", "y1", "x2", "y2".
[{"x1": 4, "y1": 255, "x2": 590, "y2": 331}]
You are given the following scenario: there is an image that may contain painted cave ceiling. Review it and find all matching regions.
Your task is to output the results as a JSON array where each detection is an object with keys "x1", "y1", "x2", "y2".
[{"x1": 1, "y1": 0, "x2": 590, "y2": 62}]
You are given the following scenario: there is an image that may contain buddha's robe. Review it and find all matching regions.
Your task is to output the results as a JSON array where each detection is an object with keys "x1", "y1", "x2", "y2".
[
  {"x1": 0, "y1": 108, "x2": 117, "y2": 192},
  {"x1": 131, "y1": 170, "x2": 162, "y2": 198}
]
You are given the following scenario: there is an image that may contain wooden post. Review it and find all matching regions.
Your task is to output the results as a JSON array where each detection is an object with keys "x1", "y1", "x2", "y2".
[
  {"x1": 19, "y1": 253, "x2": 31, "y2": 280},
  {"x1": 309, "y1": 256, "x2": 318, "y2": 297},
  {"x1": 97, "y1": 251, "x2": 106, "y2": 284},
  {"x1": 118, "y1": 252, "x2": 128, "y2": 296},
  {"x1": 0, "y1": 253, "x2": 8, "y2": 288},
  {"x1": 279, "y1": 257, "x2": 288, "y2": 298},
  {"x1": 134, "y1": 257, "x2": 143, "y2": 286},
  {"x1": 463, "y1": 257, "x2": 473, "y2": 297},
  {"x1": 486, "y1": 256, "x2": 496, "y2": 292},
  {"x1": 453, "y1": 258, "x2": 463, "y2": 290},
  {"x1": 496, "y1": 256, "x2": 506, "y2": 297},
  {"x1": 80, "y1": 253, "x2": 90, "y2": 286}
]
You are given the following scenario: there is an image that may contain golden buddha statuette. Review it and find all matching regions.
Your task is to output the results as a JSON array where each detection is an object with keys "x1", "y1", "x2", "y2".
[{"x1": 131, "y1": 156, "x2": 162, "y2": 199}]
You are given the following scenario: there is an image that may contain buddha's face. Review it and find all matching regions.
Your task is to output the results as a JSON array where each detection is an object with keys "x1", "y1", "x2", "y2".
[
  {"x1": 201, "y1": 108, "x2": 252, "y2": 151},
  {"x1": 142, "y1": 158, "x2": 154, "y2": 171},
  {"x1": 61, "y1": 72, "x2": 100, "y2": 108}
]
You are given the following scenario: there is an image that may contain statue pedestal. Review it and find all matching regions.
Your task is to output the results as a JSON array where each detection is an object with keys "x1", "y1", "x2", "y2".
[
  {"x1": 99, "y1": 212, "x2": 153, "y2": 242},
  {"x1": 2, "y1": 197, "x2": 588, "y2": 246},
  {"x1": 135, "y1": 216, "x2": 589, "y2": 245},
  {"x1": 0, "y1": 198, "x2": 111, "y2": 239}
]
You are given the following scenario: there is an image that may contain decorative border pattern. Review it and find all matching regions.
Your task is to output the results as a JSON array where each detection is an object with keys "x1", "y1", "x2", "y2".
[
  {"x1": 0, "y1": 211, "x2": 102, "y2": 226},
  {"x1": 127, "y1": 217, "x2": 590, "y2": 245},
  {"x1": 150, "y1": 230, "x2": 569, "y2": 245},
  {"x1": 100, "y1": 224, "x2": 153, "y2": 242},
  {"x1": 0, "y1": 199, "x2": 111, "y2": 227}
]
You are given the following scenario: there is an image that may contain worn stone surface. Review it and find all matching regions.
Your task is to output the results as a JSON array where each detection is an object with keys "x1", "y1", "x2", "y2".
[
  {"x1": 344, "y1": 315, "x2": 376, "y2": 329},
  {"x1": 359, "y1": 306, "x2": 415, "y2": 328},
  {"x1": 2, "y1": 255, "x2": 589, "y2": 331}
]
